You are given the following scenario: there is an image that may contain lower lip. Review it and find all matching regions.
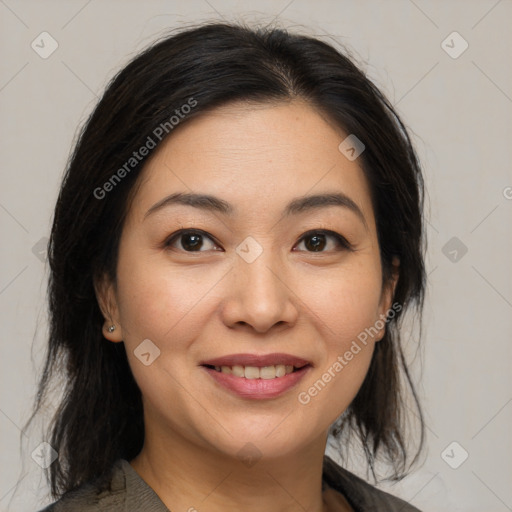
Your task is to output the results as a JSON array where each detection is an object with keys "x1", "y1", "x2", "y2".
[{"x1": 202, "y1": 365, "x2": 311, "y2": 400}]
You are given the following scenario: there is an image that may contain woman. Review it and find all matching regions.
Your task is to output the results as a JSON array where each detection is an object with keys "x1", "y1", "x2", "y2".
[{"x1": 33, "y1": 22, "x2": 426, "y2": 511}]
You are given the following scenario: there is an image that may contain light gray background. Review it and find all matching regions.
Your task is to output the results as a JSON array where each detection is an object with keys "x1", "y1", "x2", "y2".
[{"x1": 1, "y1": 1, "x2": 511, "y2": 511}]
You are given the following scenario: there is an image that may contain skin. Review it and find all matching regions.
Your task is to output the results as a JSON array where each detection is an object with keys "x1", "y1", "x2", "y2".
[{"x1": 95, "y1": 99, "x2": 399, "y2": 512}]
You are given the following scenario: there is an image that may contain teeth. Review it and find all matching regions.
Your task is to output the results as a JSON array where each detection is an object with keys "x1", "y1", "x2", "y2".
[
  {"x1": 212, "y1": 364, "x2": 299, "y2": 379},
  {"x1": 260, "y1": 366, "x2": 276, "y2": 379},
  {"x1": 275, "y1": 365, "x2": 286, "y2": 378},
  {"x1": 244, "y1": 366, "x2": 260, "y2": 379},
  {"x1": 232, "y1": 365, "x2": 245, "y2": 377}
]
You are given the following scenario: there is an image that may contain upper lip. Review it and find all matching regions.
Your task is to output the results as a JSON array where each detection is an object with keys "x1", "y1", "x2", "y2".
[{"x1": 201, "y1": 353, "x2": 311, "y2": 368}]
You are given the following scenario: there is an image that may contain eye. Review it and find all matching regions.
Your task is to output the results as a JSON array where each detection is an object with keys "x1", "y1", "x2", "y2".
[
  {"x1": 164, "y1": 229, "x2": 221, "y2": 252},
  {"x1": 164, "y1": 228, "x2": 352, "y2": 254},
  {"x1": 294, "y1": 230, "x2": 353, "y2": 253}
]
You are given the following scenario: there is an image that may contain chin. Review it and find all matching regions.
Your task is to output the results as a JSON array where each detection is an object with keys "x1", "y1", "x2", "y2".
[{"x1": 199, "y1": 418, "x2": 317, "y2": 462}]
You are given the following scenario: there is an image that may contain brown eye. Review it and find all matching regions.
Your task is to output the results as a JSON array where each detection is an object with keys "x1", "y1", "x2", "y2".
[
  {"x1": 303, "y1": 234, "x2": 327, "y2": 252},
  {"x1": 295, "y1": 230, "x2": 352, "y2": 253},
  {"x1": 165, "y1": 230, "x2": 220, "y2": 252}
]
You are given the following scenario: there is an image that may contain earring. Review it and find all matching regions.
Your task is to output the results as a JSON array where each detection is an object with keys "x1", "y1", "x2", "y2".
[{"x1": 107, "y1": 325, "x2": 116, "y2": 333}]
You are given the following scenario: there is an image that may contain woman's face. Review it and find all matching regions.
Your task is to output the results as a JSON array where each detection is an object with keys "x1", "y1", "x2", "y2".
[{"x1": 99, "y1": 100, "x2": 397, "y2": 461}]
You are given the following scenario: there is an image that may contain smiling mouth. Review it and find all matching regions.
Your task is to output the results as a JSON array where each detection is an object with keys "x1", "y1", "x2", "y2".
[{"x1": 202, "y1": 364, "x2": 309, "y2": 380}]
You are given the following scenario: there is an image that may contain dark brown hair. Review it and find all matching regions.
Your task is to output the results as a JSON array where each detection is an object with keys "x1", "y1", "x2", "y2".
[{"x1": 28, "y1": 21, "x2": 426, "y2": 498}]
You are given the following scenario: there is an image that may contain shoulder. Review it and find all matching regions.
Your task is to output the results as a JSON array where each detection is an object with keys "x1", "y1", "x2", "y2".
[
  {"x1": 322, "y1": 455, "x2": 422, "y2": 512},
  {"x1": 36, "y1": 460, "x2": 127, "y2": 512}
]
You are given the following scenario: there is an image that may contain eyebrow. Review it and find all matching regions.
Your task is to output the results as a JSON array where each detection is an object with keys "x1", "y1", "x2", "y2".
[{"x1": 144, "y1": 191, "x2": 368, "y2": 230}]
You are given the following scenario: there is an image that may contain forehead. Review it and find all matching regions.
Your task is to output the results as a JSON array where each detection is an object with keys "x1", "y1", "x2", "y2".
[{"x1": 127, "y1": 100, "x2": 376, "y2": 230}]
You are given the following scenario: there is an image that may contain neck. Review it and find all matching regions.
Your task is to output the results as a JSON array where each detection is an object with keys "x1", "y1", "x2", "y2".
[{"x1": 130, "y1": 423, "x2": 330, "y2": 512}]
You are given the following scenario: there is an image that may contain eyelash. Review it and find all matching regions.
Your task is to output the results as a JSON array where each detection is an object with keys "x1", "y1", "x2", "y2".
[{"x1": 163, "y1": 228, "x2": 353, "y2": 253}]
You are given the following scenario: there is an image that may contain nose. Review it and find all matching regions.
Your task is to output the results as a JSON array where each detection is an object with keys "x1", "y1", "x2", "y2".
[{"x1": 220, "y1": 249, "x2": 299, "y2": 334}]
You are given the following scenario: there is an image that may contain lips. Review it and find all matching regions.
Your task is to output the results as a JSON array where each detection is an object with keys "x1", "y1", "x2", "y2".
[{"x1": 200, "y1": 353, "x2": 312, "y2": 400}]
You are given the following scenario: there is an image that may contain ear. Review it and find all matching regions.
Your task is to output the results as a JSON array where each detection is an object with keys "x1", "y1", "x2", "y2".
[
  {"x1": 375, "y1": 256, "x2": 400, "y2": 342},
  {"x1": 93, "y1": 273, "x2": 124, "y2": 343}
]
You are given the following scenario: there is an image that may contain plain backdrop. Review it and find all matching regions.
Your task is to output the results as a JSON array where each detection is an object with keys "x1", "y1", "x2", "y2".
[{"x1": 1, "y1": 1, "x2": 511, "y2": 511}]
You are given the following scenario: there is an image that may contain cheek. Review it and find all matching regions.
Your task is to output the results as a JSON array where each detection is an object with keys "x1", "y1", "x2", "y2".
[
  {"x1": 304, "y1": 255, "x2": 384, "y2": 341},
  {"x1": 115, "y1": 239, "x2": 216, "y2": 341},
  {"x1": 294, "y1": 258, "x2": 382, "y2": 419},
  {"x1": 114, "y1": 254, "x2": 221, "y2": 423},
  {"x1": 114, "y1": 247, "x2": 227, "y2": 397}
]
